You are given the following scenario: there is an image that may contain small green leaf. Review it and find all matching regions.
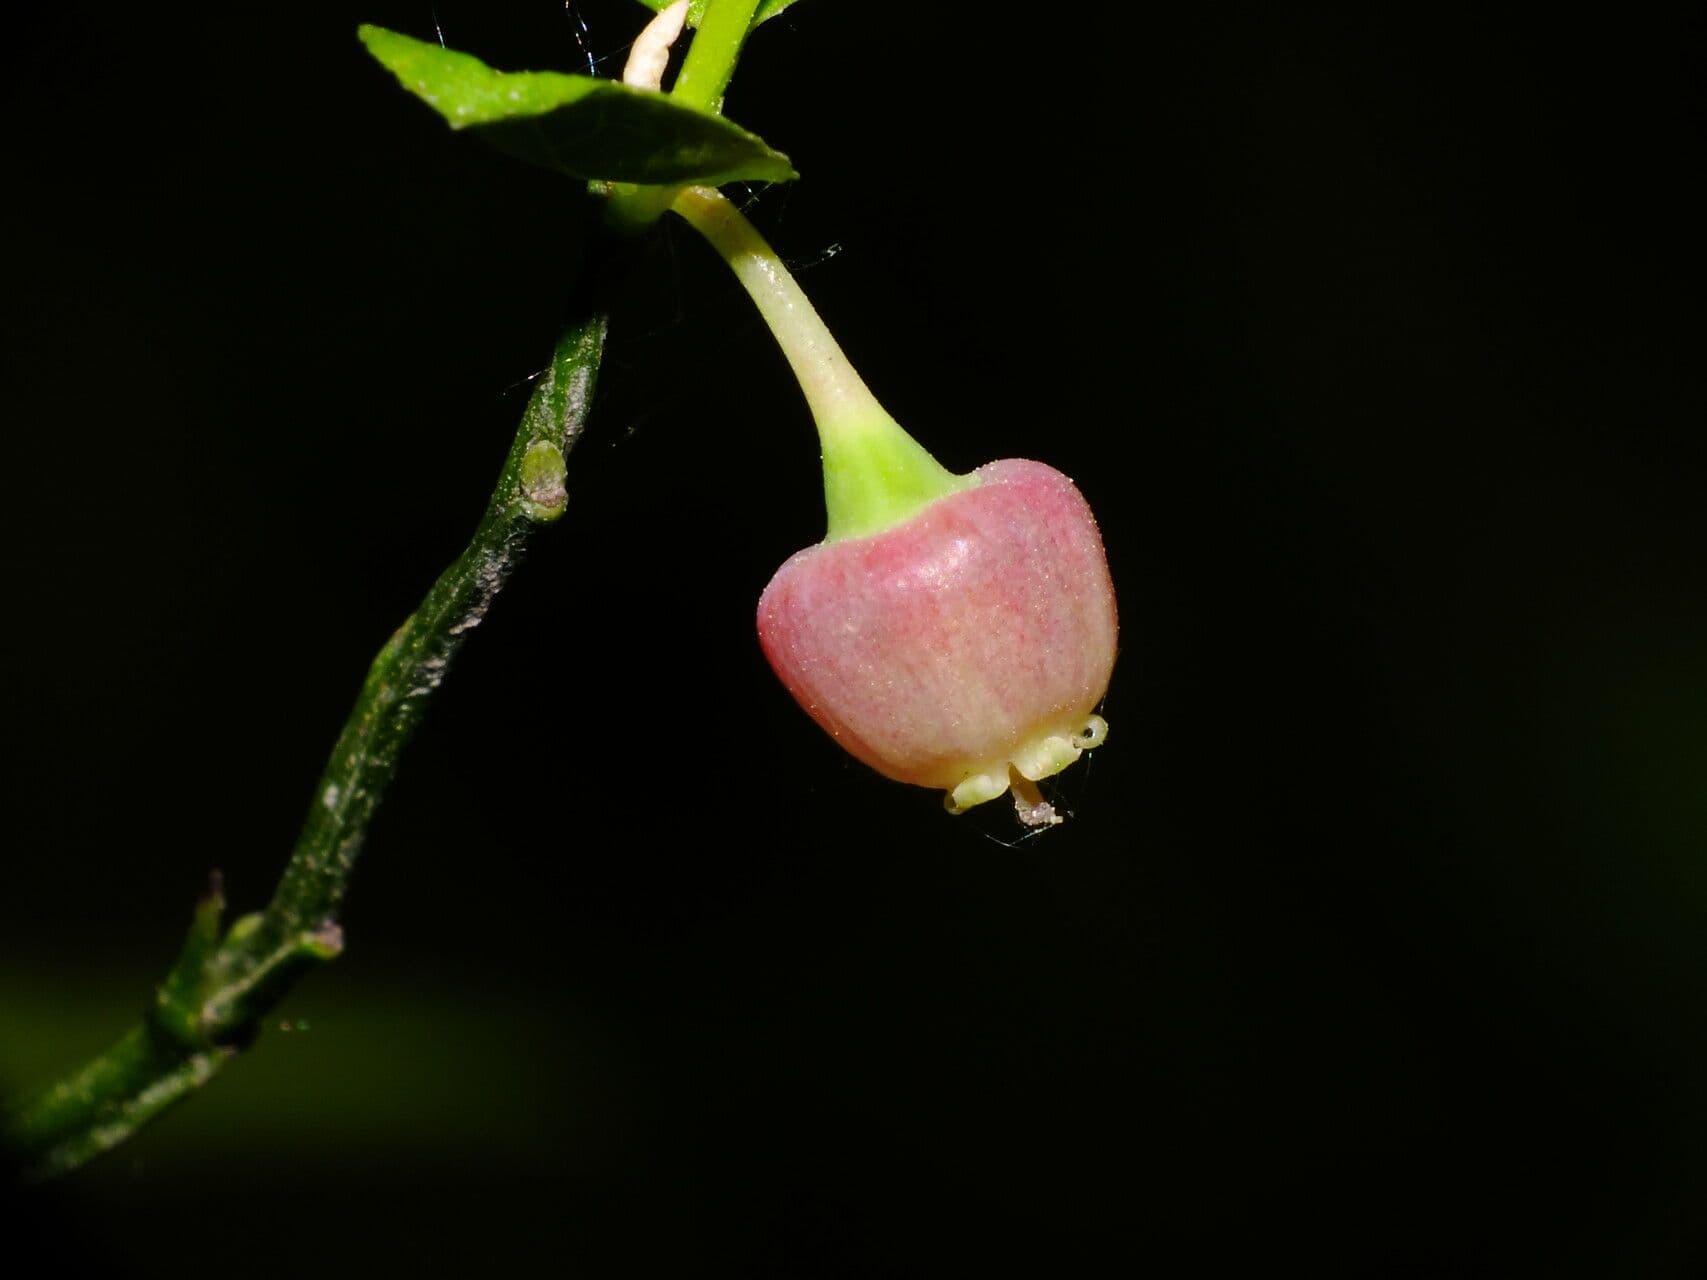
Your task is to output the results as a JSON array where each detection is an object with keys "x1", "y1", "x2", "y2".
[
  {"x1": 358, "y1": 26, "x2": 795, "y2": 186},
  {"x1": 634, "y1": 0, "x2": 805, "y2": 27}
]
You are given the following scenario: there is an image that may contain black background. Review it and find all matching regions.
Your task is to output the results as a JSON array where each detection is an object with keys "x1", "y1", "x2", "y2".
[{"x1": 4, "y1": 2, "x2": 1706, "y2": 1274}]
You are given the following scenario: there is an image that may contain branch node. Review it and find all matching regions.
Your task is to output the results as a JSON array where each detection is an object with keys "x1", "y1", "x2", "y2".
[
  {"x1": 299, "y1": 920, "x2": 345, "y2": 961},
  {"x1": 518, "y1": 439, "x2": 569, "y2": 521}
]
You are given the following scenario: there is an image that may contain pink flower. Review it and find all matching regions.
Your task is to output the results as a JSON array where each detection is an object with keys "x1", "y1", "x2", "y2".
[
  {"x1": 759, "y1": 459, "x2": 1116, "y2": 819},
  {"x1": 668, "y1": 186, "x2": 1117, "y2": 820}
]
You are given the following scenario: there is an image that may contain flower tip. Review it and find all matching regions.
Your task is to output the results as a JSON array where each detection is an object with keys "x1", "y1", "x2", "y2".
[
  {"x1": 945, "y1": 770, "x2": 1009, "y2": 816},
  {"x1": 942, "y1": 714, "x2": 1111, "y2": 821},
  {"x1": 1072, "y1": 714, "x2": 1109, "y2": 751}
]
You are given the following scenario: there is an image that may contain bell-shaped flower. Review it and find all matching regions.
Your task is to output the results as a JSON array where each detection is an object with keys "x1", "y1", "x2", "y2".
[{"x1": 673, "y1": 188, "x2": 1117, "y2": 819}]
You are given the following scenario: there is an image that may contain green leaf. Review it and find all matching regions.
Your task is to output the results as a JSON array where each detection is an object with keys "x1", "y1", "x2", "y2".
[
  {"x1": 634, "y1": 0, "x2": 805, "y2": 27},
  {"x1": 358, "y1": 26, "x2": 795, "y2": 186}
]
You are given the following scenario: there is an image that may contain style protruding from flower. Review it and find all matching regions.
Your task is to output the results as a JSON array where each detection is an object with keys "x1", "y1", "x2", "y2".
[{"x1": 671, "y1": 187, "x2": 1117, "y2": 821}]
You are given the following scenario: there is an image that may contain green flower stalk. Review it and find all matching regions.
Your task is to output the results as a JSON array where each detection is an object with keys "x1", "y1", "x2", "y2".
[{"x1": 672, "y1": 187, "x2": 974, "y2": 539}]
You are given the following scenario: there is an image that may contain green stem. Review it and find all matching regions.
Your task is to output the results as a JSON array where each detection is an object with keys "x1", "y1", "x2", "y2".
[
  {"x1": 670, "y1": 186, "x2": 968, "y2": 540},
  {"x1": 606, "y1": 0, "x2": 763, "y2": 233},
  {"x1": 3, "y1": 315, "x2": 607, "y2": 1181},
  {"x1": 672, "y1": 0, "x2": 762, "y2": 112}
]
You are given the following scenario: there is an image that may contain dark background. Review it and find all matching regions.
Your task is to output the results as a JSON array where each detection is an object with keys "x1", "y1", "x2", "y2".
[{"x1": 4, "y1": 2, "x2": 1705, "y2": 1273}]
